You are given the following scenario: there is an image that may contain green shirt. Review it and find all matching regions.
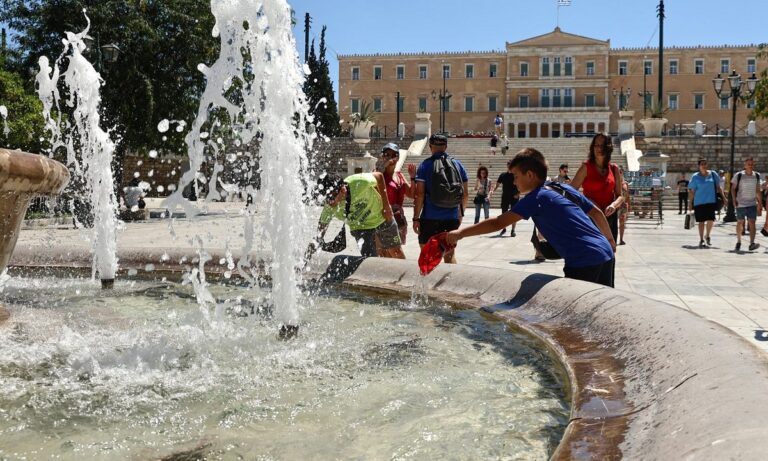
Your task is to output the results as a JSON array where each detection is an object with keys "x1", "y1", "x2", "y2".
[{"x1": 320, "y1": 173, "x2": 385, "y2": 231}]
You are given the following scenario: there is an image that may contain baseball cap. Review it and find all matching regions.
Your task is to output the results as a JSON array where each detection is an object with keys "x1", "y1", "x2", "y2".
[
  {"x1": 428, "y1": 134, "x2": 448, "y2": 146},
  {"x1": 381, "y1": 142, "x2": 400, "y2": 153}
]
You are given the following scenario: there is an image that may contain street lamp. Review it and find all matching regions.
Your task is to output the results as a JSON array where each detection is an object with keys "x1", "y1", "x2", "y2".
[
  {"x1": 712, "y1": 70, "x2": 758, "y2": 222},
  {"x1": 431, "y1": 62, "x2": 452, "y2": 135},
  {"x1": 83, "y1": 34, "x2": 121, "y2": 71}
]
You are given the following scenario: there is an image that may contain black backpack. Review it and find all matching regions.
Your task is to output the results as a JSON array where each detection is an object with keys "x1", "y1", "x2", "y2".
[{"x1": 430, "y1": 155, "x2": 464, "y2": 208}]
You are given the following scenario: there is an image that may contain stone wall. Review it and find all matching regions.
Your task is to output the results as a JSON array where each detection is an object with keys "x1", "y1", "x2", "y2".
[{"x1": 635, "y1": 136, "x2": 768, "y2": 173}]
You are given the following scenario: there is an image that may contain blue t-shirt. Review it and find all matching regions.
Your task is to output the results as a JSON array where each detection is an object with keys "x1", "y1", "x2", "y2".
[
  {"x1": 415, "y1": 152, "x2": 469, "y2": 220},
  {"x1": 688, "y1": 171, "x2": 720, "y2": 206},
  {"x1": 512, "y1": 184, "x2": 613, "y2": 268}
]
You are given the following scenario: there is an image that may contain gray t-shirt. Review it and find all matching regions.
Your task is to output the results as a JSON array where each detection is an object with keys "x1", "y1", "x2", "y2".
[{"x1": 734, "y1": 171, "x2": 760, "y2": 207}]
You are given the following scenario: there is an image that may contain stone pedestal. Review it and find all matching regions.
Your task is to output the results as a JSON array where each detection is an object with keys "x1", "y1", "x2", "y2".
[
  {"x1": 618, "y1": 111, "x2": 635, "y2": 137},
  {"x1": 638, "y1": 152, "x2": 670, "y2": 178},
  {"x1": 414, "y1": 113, "x2": 432, "y2": 140},
  {"x1": 346, "y1": 151, "x2": 377, "y2": 175}
]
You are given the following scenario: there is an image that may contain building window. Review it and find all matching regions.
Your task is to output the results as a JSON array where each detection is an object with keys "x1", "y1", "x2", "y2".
[
  {"x1": 418, "y1": 97, "x2": 427, "y2": 112},
  {"x1": 586, "y1": 61, "x2": 595, "y2": 76},
  {"x1": 465, "y1": 96, "x2": 474, "y2": 112},
  {"x1": 720, "y1": 59, "x2": 729, "y2": 74},
  {"x1": 644, "y1": 93, "x2": 653, "y2": 111},
  {"x1": 397, "y1": 96, "x2": 405, "y2": 112},
  {"x1": 565, "y1": 57, "x2": 573, "y2": 76},
  {"x1": 519, "y1": 95, "x2": 529, "y2": 108},
  {"x1": 396, "y1": 65, "x2": 404, "y2": 80},
  {"x1": 351, "y1": 98, "x2": 360, "y2": 114},
  {"x1": 694, "y1": 94, "x2": 704, "y2": 110},
  {"x1": 488, "y1": 95, "x2": 498, "y2": 112},
  {"x1": 669, "y1": 60, "x2": 678, "y2": 75},
  {"x1": 553, "y1": 88, "x2": 561, "y2": 107},
  {"x1": 419, "y1": 65, "x2": 428, "y2": 79},
  {"x1": 554, "y1": 57, "x2": 561, "y2": 76},
  {"x1": 465, "y1": 64, "x2": 474, "y2": 79},
  {"x1": 541, "y1": 89, "x2": 550, "y2": 107},
  {"x1": 585, "y1": 94, "x2": 595, "y2": 107},
  {"x1": 520, "y1": 62, "x2": 529, "y2": 77},
  {"x1": 564, "y1": 88, "x2": 573, "y2": 107},
  {"x1": 695, "y1": 59, "x2": 704, "y2": 74},
  {"x1": 644, "y1": 60, "x2": 653, "y2": 75},
  {"x1": 374, "y1": 66, "x2": 382, "y2": 80},
  {"x1": 542, "y1": 57, "x2": 550, "y2": 77},
  {"x1": 442, "y1": 97, "x2": 450, "y2": 112},
  {"x1": 351, "y1": 67, "x2": 360, "y2": 81},
  {"x1": 442, "y1": 64, "x2": 451, "y2": 79},
  {"x1": 747, "y1": 58, "x2": 756, "y2": 74},
  {"x1": 668, "y1": 94, "x2": 678, "y2": 111},
  {"x1": 719, "y1": 96, "x2": 729, "y2": 110},
  {"x1": 618, "y1": 61, "x2": 628, "y2": 75},
  {"x1": 747, "y1": 98, "x2": 756, "y2": 109},
  {"x1": 618, "y1": 93, "x2": 628, "y2": 111},
  {"x1": 490, "y1": 63, "x2": 498, "y2": 77},
  {"x1": 373, "y1": 97, "x2": 382, "y2": 112}
]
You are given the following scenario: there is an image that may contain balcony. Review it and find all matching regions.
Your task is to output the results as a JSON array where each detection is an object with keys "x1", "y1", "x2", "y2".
[{"x1": 504, "y1": 106, "x2": 611, "y2": 112}]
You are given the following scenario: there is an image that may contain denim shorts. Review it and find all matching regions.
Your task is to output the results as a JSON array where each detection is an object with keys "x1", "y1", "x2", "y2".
[{"x1": 736, "y1": 206, "x2": 757, "y2": 220}]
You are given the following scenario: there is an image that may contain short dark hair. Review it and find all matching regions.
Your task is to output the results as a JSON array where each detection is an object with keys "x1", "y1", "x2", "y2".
[
  {"x1": 317, "y1": 173, "x2": 344, "y2": 203},
  {"x1": 428, "y1": 134, "x2": 448, "y2": 146},
  {"x1": 697, "y1": 158, "x2": 708, "y2": 166},
  {"x1": 510, "y1": 148, "x2": 548, "y2": 181},
  {"x1": 559, "y1": 163, "x2": 568, "y2": 170},
  {"x1": 588, "y1": 133, "x2": 613, "y2": 166}
]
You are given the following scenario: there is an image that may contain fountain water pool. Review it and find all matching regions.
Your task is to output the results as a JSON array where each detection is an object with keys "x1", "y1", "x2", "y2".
[{"x1": 0, "y1": 275, "x2": 568, "y2": 459}]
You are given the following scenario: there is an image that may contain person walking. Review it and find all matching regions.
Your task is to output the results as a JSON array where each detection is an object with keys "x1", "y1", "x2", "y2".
[
  {"x1": 677, "y1": 173, "x2": 689, "y2": 214},
  {"x1": 494, "y1": 114, "x2": 503, "y2": 137},
  {"x1": 570, "y1": 133, "x2": 624, "y2": 242},
  {"x1": 492, "y1": 159, "x2": 520, "y2": 237},
  {"x1": 473, "y1": 166, "x2": 493, "y2": 224},
  {"x1": 687, "y1": 158, "x2": 724, "y2": 248},
  {"x1": 378, "y1": 142, "x2": 415, "y2": 245},
  {"x1": 413, "y1": 134, "x2": 469, "y2": 264},
  {"x1": 731, "y1": 157, "x2": 762, "y2": 251},
  {"x1": 553, "y1": 163, "x2": 571, "y2": 184}
]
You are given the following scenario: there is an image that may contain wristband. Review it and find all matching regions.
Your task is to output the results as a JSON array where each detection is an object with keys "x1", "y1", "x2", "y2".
[{"x1": 412, "y1": 218, "x2": 420, "y2": 222}]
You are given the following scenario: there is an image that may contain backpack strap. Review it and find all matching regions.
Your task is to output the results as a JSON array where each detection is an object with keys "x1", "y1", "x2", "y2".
[{"x1": 543, "y1": 181, "x2": 583, "y2": 207}]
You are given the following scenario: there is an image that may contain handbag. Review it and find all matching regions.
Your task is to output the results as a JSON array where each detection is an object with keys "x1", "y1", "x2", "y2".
[
  {"x1": 684, "y1": 213, "x2": 693, "y2": 230},
  {"x1": 473, "y1": 194, "x2": 486, "y2": 205},
  {"x1": 712, "y1": 171, "x2": 724, "y2": 212},
  {"x1": 320, "y1": 191, "x2": 352, "y2": 253}
]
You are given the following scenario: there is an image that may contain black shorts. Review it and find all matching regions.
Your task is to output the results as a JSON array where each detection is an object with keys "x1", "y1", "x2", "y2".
[
  {"x1": 418, "y1": 219, "x2": 460, "y2": 245},
  {"x1": 501, "y1": 197, "x2": 519, "y2": 213},
  {"x1": 693, "y1": 203, "x2": 716, "y2": 222}
]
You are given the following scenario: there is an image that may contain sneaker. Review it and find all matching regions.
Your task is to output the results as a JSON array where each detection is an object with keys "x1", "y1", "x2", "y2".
[
  {"x1": 499, "y1": 229, "x2": 507, "y2": 236},
  {"x1": 749, "y1": 242, "x2": 760, "y2": 251},
  {"x1": 619, "y1": 240, "x2": 626, "y2": 245},
  {"x1": 706, "y1": 237, "x2": 711, "y2": 246},
  {"x1": 735, "y1": 242, "x2": 741, "y2": 251},
  {"x1": 699, "y1": 240, "x2": 706, "y2": 248},
  {"x1": 761, "y1": 228, "x2": 768, "y2": 237},
  {"x1": 510, "y1": 230, "x2": 516, "y2": 237}
]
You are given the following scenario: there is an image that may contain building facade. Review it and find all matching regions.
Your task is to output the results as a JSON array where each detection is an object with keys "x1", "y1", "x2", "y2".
[{"x1": 338, "y1": 28, "x2": 765, "y2": 137}]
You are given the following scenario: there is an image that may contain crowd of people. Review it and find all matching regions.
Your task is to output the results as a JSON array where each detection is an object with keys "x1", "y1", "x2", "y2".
[{"x1": 310, "y1": 132, "x2": 767, "y2": 289}]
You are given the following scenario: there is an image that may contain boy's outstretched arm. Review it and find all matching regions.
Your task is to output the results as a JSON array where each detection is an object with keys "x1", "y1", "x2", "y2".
[
  {"x1": 588, "y1": 206, "x2": 617, "y2": 252},
  {"x1": 445, "y1": 212, "x2": 521, "y2": 246}
]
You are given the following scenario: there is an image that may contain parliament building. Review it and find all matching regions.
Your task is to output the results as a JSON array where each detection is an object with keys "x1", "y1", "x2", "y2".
[{"x1": 337, "y1": 28, "x2": 764, "y2": 138}]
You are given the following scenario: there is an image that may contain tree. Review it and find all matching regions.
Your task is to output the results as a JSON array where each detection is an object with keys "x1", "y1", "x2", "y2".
[
  {"x1": 0, "y1": 68, "x2": 46, "y2": 153},
  {"x1": 750, "y1": 43, "x2": 768, "y2": 121},
  {"x1": 303, "y1": 25, "x2": 340, "y2": 138}
]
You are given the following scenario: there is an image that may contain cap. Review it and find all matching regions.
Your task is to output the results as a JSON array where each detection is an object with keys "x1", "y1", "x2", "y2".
[
  {"x1": 381, "y1": 142, "x2": 400, "y2": 154},
  {"x1": 428, "y1": 134, "x2": 448, "y2": 146}
]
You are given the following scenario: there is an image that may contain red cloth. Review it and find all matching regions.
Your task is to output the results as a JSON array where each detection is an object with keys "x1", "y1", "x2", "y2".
[
  {"x1": 418, "y1": 232, "x2": 456, "y2": 275},
  {"x1": 384, "y1": 171, "x2": 407, "y2": 208},
  {"x1": 581, "y1": 160, "x2": 617, "y2": 211}
]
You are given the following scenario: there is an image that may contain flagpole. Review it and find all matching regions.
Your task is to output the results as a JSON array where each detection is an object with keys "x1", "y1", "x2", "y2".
[{"x1": 557, "y1": 4, "x2": 560, "y2": 27}]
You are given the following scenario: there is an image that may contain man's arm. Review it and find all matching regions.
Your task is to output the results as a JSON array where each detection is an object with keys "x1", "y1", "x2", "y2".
[
  {"x1": 305, "y1": 221, "x2": 329, "y2": 261},
  {"x1": 756, "y1": 176, "x2": 763, "y2": 212},
  {"x1": 412, "y1": 180, "x2": 425, "y2": 235},
  {"x1": 588, "y1": 206, "x2": 617, "y2": 252},
  {"x1": 373, "y1": 171, "x2": 393, "y2": 222},
  {"x1": 460, "y1": 181, "x2": 469, "y2": 222},
  {"x1": 446, "y1": 211, "x2": 521, "y2": 246}
]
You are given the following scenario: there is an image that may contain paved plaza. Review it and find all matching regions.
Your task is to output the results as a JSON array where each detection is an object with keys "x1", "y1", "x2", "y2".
[{"x1": 15, "y1": 199, "x2": 768, "y2": 353}]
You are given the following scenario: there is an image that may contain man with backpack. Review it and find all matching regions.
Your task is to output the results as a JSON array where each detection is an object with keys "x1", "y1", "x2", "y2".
[
  {"x1": 731, "y1": 157, "x2": 763, "y2": 251},
  {"x1": 412, "y1": 134, "x2": 469, "y2": 264}
]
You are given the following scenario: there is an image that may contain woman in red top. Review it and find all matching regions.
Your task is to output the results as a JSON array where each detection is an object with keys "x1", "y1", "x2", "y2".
[
  {"x1": 571, "y1": 133, "x2": 624, "y2": 242},
  {"x1": 378, "y1": 143, "x2": 415, "y2": 244}
]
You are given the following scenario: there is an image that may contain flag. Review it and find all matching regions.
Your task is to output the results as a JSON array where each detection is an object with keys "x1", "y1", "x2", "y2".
[{"x1": 558, "y1": 0, "x2": 571, "y2": 5}]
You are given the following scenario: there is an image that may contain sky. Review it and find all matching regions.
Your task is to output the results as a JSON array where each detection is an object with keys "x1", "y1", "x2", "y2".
[{"x1": 287, "y1": 0, "x2": 767, "y2": 97}]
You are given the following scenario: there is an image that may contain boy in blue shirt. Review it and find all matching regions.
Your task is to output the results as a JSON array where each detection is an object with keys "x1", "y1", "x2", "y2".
[{"x1": 445, "y1": 148, "x2": 617, "y2": 287}]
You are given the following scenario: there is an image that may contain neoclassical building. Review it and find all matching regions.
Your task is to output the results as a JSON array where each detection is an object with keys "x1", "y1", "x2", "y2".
[{"x1": 337, "y1": 28, "x2": 764, "y2": 137}]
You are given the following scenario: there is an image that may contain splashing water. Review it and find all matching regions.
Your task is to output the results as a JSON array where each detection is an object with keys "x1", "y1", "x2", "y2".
[
  {"x1": 35, "y1": 13, "x2": 119, "y2": 282},
  {"x1": 0, "y1": 105, "x2": 9, "y2": 137},
  {"x1": 163, "y1": 0, "x2": 315, "y2": 326}
]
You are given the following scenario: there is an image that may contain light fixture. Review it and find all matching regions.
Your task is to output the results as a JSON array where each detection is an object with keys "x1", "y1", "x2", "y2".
[
  {"x1": 713, "y1": 73, "x2": 725, "y2": 95},
  {"x1": 746, "y1": 73, "x2": 758, "y2": 93},
  {"x1": 101, "y1": 43, "x2": 121, "y2": 63}
]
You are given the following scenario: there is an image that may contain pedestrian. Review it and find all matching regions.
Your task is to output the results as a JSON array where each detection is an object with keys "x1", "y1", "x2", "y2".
[
  {"x1": 494, "y1": 114, "x2": 503, "y2": 137},
  {"x1": 687, "y1": 158, "x2": 725, "y2": 248},
  {"x1": 412, "y1": 134, "x2": 469, "y2": 264},
  {"x1": 309, "y1": 172, "x2": 404, "y2": 259},
  {"x1": 553, "y1": 163, "x2": 571, "y2": 184},
  {"x1": 492, "y1": 159, "x2": 520, "y2": 237},
  {"x1": 731, "y1": 157, "x2": 762, "y2": 251},
  {"x1": 473, "y1": 166, "x2": 493, "y2": 224},
  {"x1": 490, "y1": 134, "x2": 499, "y2": 155},
  {"x1": 445, "y1": 148, "x2": 616, "y2": 287},
  {"x1": 570, "y1": 133, "x2": 624, "y2": 242},
  {"x1": 677, "y1": 173, "x2": 689, "y2": 214},
  {"x1": 761, "y1": 176, "x2": 768, "y2": 237},
  {"x1": 378, "y1": 142, "x2": 415, "y2": 245},
  {"x1": 501, "y1": 135, "x2": 509, "y2": 155}
]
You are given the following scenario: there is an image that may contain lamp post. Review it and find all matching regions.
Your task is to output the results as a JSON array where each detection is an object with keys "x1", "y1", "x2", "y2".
[
  {"x1": 712, "y1": 70, "x2": 758, "y2": 222},
  {"x1": 83, "y1": 34, "x2": 121, "y2": 72}
]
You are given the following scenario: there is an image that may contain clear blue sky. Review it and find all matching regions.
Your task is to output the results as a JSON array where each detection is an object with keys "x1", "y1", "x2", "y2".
[{"x1": 288, "y1": 0, "x2": 767, "y2": 97}]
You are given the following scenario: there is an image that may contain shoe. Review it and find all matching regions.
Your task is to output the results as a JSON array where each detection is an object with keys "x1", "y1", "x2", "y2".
[
  {"x1": 534, "y1": 255, "x2": 546, "y2": 262},
  {"x1": 735, "y1": 242, "x2": 741, "y2": 251},
  {"x1": 706, "y1": 237, "x2": 711, "y2": 246},
  {"x1": 510, "y1": 230, "x2": 516, "y2": 237},
  {"x1": 761, "y1": 228, "x2": 768, "y2": 237},
  {"x1": 749, "y1": 242, "x2": 760, "y2": 251},
  {"x1": 678, "y1": 212, "x2": 682, "y2": 215},
  {"x1": 699, "y1": 240, "x2": 706, "y2": 248},
  {"x1": 619, "y1": 240, "x2": 626, "y2": 245},
  {"x1": 499, "y1": 229, "x2": 507, "y2": 236}
]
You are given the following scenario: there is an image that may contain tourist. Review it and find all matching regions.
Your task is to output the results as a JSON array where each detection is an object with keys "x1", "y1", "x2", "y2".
[
  {"x1": 570, "y1": 133, "x2": 624, "y2": 242},
  {"x1": 473, "y1": 166, "x2": 493, "y2": 224},
  {"x1": 492, "y1": 159, "x2": 520, "y2": 237},
  {"x1": 677, "y1": 173, "x2": 689, "y2": 214},
  {"x1": 718, "y1": 169, "x2": 727, "y2": 217},
  {"x1": 501, "y1": 135, "x2": 509, "y2": 155},
  {"x1": 687, "y1": 158, "x2": 724, "y2": 248},
  {"x1": 412, "y1": 134, "x2": 469, "y2": 264},
  {"x1": 553, "y1": 163, "x2": 570, "y2": 184},
  {"x1": 123, "y1": 178, "x2": 146, "y2": 210},
  {"x1": 731, "y1": 157, "x2": 762, "y2": 251},
  {"x1": 494, "y1": 114, "x2": 503, "y2": 137},
  {"x1": 310, "y1": 172, "x2": 404, "y2": 259},
  {"x1": 490, "y1": 134, "x2": 498, "y2": 155},
  {"x1": 762, "y1": 176, "x2": 768, "y2": 237},
  {"x1": 618, "y1": 168, "x2": 630, "y2": 245},
  {"x1": 378, "y1": 142, "x2": 415, "y2": 245},
  {"x1": 445, "y1": 148, "x2": 616, "y2": 287}
]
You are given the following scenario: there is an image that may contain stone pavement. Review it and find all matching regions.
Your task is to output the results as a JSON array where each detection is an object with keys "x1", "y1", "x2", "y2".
[{"x1": 13, "y1": 199, "x2": 768, "y2": 353}]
